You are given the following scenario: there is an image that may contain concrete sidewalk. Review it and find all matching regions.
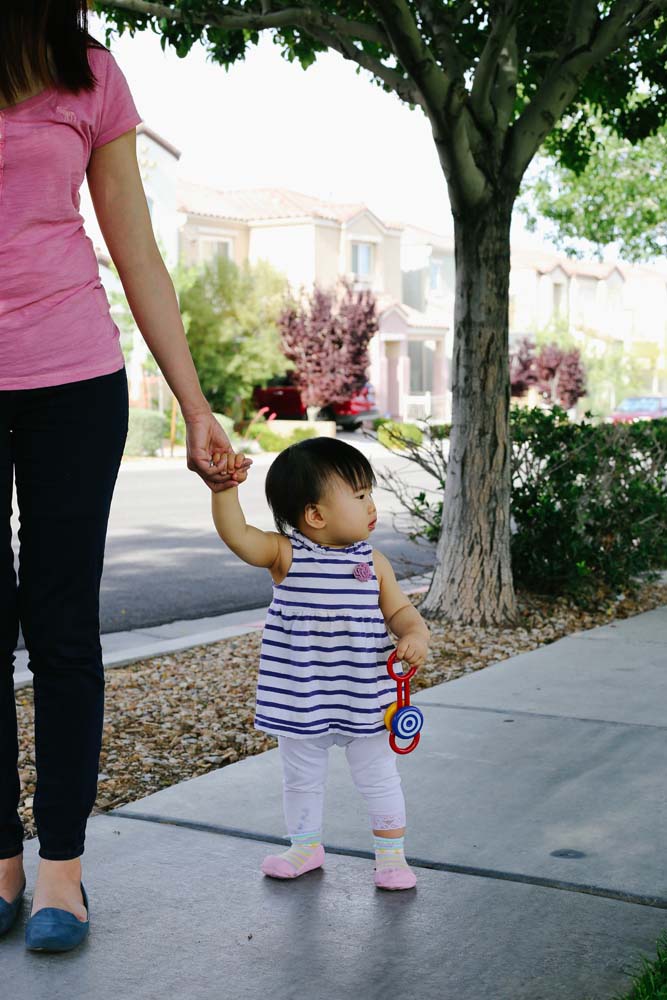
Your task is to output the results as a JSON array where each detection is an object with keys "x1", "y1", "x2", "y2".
[{"x1": 5, "y1": 605, "x2": 667, "y2": 998}]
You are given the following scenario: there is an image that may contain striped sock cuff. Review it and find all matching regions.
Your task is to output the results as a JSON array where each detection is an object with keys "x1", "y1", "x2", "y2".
[
  {"x1": 290, "y1": 830, "x2": 321, "y2": 847},
  {"x1": 374, "y1": 835, "x2": 409, "y2": 870},
  {"x1": 374, "y1": 836, "x2": 404, "y2": 852}
]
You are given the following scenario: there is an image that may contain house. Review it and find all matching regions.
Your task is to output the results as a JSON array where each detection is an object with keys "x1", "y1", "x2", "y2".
[
  {"x1": 176, "y1": 183, "x2": 450, "y2": 421},
  {"x1": 509, "y1": 246, "x2": 667, "y2": 400},
  {"x1": 80, "y1": 123, "x2": 666, "y2": 422}
]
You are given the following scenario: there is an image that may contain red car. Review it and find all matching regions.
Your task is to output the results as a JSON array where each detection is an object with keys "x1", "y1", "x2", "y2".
[
  {"x1": 252, "y1": 377, "x2": 379, "y2": 431},
  {"x1": 610, "y1": 396, "x2": 667, "y2": 423}
]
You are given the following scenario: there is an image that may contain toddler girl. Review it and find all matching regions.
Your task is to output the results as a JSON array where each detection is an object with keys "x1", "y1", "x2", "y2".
[{"x1": 211, "y1": 437, "x2": 430, "y2": 890}]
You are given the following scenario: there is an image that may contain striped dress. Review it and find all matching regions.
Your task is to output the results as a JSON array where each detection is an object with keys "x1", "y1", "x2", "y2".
[{"x1": 254, "y1": 528, "x2": 397, "y2": 739}]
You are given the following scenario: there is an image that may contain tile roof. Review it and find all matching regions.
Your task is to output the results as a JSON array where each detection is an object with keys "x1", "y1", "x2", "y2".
[
  {"x1": 377, "y1": 295, "x2": 449, "y2": 330},
  {"x1": 177, "y1": 181, "x2": 402, "y2": 228}
]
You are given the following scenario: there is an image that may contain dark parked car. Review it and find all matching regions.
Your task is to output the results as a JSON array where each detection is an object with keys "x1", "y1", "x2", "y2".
[
  {"x1": 252, "y1": 376, "x2": 379, "y2": 431},
  {"x1": 610, "y1": 396, "x2": 667, "y2": 423}
]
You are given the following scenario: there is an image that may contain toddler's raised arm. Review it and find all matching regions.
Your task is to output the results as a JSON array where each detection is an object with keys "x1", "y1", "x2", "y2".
[{"x1": 211, "y1": 454, "x2": 282, "y2": 572}]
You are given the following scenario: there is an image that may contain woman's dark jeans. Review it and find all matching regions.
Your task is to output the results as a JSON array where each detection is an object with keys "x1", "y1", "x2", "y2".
[{"x1": 0, "y1": 368, "x2": 128, "y2": 860}]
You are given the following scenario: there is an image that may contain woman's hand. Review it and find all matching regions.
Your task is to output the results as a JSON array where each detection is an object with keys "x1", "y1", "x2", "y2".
[{"x1": 185, "y1": 410, "x2": 252, "y2": 492}]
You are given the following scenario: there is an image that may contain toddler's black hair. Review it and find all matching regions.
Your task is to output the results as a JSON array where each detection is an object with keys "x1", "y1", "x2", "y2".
[{"x1": 265, "y1": 437, "x2": 376, "y2": 535}]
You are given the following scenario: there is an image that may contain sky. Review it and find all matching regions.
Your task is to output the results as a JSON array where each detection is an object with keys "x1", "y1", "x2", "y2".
[{"x1": 89, "y1": 11, "x2": 459, "y2": 237}]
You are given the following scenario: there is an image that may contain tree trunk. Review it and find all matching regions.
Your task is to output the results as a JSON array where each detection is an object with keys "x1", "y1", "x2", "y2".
[{"x1": 420, "y1": 195, "x2": 517, "y2": 625}]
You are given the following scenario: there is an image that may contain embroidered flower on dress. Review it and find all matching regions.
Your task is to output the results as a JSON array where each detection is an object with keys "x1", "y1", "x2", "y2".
[{"x1": 353, "y1": 562, "x2": 373, "y2": 582}]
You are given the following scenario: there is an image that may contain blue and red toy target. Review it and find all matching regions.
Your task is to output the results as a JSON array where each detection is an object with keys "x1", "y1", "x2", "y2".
[{"x1": 384, "y1": 651, "x2": 424, "y2": 754}]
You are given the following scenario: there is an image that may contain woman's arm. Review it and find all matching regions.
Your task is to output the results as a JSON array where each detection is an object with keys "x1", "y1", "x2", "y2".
[{"x1": 86, "y1": 129, "x2": 249, "y2": 491}]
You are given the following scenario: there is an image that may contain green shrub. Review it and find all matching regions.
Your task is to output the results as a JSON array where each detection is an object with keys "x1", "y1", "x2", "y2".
[
  {"x1": 511, "y1": 409, "x2": 667, "y2": 595},
  {"x1": 247, "y1": 423, "x2": 319, "y2": 452},
  {"x1": 372, "y1": 416, "x2": 392, "y2": 432},
  {"x1": 125, "y1": 408, "x2": 168, "y2": 457},
  {"x1": 427, "y1": 422, "x2": 451, "y2": 440},
  {"x1": 375, "y1": 406, "x2": 667, "y2": 598},
  {"x1": 377, "y1": 420, "x2": 423, "y2": 450}
]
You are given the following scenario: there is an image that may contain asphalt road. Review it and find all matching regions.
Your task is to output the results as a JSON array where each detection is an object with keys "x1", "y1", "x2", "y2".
[{"x1": 12, "y1": 436, "x2": 438, "y2": 635}]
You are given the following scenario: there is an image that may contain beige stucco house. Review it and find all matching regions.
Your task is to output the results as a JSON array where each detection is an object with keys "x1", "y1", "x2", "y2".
[
  {"x1": 82, "y1": 125, "x2": 666, "y2": 420},
  {"x1": 509, "y1": 246, "x2": 667, "y2": 401},
  {"x1": 176, "y1": 182, "x2": 450, "y2": 421}
]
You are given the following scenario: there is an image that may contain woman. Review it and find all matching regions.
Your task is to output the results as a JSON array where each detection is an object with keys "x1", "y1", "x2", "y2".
[{"x1": 0, "y1": 1, "x2": 249, "y2": 951}]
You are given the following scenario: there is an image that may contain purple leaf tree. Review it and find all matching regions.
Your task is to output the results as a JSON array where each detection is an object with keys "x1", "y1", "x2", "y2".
[
  {"x1": 510, "y1": 339, "x2": 587, "y2": 409},
  {"x1": 510, "y1": 338, "x2": 539, "y2": 398},
  {"x1": 278, "y1": 280, "x2": 378, "y2": 408}
]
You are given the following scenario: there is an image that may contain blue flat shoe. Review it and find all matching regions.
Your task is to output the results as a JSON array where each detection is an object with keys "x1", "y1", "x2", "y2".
[
  {"x1": 0, "y1": 880, "x2": 26, "y2": 937},
  {"x1": 25, "y1": 884, "x2": 89, "y2": 953}
]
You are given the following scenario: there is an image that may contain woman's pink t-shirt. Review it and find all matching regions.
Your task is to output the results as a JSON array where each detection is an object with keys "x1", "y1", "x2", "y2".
[{"x1": 0, "y1": 44, "x2": 143, "y2": 390}]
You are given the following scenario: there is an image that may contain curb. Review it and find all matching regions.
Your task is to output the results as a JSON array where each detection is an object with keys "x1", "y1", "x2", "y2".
[{"x1": 13, "y1": 572, "x2": 431, "y2": 691}]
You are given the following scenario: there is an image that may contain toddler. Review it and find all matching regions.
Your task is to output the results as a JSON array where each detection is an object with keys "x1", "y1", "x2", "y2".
[{"x1": 211, "y1": 437, "x2": 430, "y2": 890}]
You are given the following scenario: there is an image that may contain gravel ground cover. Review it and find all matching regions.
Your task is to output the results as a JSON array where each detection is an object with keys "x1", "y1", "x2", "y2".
[{"x1": 15, "y1": 581, "x2": 667, "y2": 840}]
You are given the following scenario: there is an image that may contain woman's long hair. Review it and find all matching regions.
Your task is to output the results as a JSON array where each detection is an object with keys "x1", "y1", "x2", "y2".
[{"x1": 0, "y1": 1, "x2": 106, "y2": 104}]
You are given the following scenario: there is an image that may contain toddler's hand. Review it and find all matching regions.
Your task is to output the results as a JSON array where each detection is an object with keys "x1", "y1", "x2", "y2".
[
  {"x1": 395, "y1": 633, "x2": 428, "y2": 670},
  {"x1": 212, "y1": 450, "x2": 249, "y2": 486}
]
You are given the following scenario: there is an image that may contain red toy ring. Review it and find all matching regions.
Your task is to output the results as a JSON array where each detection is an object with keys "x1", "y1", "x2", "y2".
[{"x1": 383, "y1": 650, "x2": 424, "y2": 754}]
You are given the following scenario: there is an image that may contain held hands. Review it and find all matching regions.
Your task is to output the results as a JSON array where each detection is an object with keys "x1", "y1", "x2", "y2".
[
  {"x1": 211, "y1": 450, "x2": 249, "y2": 486},
  {"x1": 395, "y1": 632, "x2": 429, "y2": 670},
  {"x1": 185, "y1": 410, "x2": 252, "y2": 493}
]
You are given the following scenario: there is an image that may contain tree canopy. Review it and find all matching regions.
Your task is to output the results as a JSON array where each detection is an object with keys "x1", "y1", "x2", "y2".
[
  {"x1": 97, "y1": 2, "x2": 667, "y2": 216},
  {"x1": 522, "y1": 119, "x2": 667, "y2": 262},
  {"x1": 176, "y1": 255, "x2": 290, "y2": 415}
]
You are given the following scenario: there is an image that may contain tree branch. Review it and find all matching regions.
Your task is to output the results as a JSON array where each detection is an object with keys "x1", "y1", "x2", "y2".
[
  {"x1": 492, "y1": 22, "x2": 518, "y2": 134},
  {"x1": 101, "y1": 0, "x2": 390, "y2": 47},
  {"x1": 504, "y1": 0, "x2": 665, "y2": 186},
  {"x1": 304, "y1": 25, "x2": 426, "y2": 108},
  {"x1": 367, "y1": 0, "x2": 489, "y2": 210},
  {"x1": 470, "y1": 1, "x2": 520, "y2": 130},
  {"x1": 415, "y1": 1, "x2": 465, "y2": 76},
  {"x1": 365, "y1": 0, "x2": 452, "y2": 112}
]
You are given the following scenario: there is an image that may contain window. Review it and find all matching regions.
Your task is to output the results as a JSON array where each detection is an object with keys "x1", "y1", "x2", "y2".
[
  {"x1": 199, "y1": 238, "x2": 232, "y2": 265},
  {"x1": 429, "y1": 254, "x2": 455, "y2": 295},
  {"x1": 552, "y1": 282, "x2": 565, "y2": 317},
  {"x1": 351, "y1": 242, "x2": 373, "y2": 278},
  {"x1": 408, "y1": 340, "x2": 435, "y2": 393}
]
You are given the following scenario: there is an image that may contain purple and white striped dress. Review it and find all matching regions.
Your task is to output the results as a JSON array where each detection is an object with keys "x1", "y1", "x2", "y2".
[{"x1": 254, "y1": 528, "x2": 397, "y2": 739}]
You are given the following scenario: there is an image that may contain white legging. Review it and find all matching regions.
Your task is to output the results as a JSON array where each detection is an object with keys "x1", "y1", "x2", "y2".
[{"x1": 278, "y1": 732, "x2": 406, "y2": 836}]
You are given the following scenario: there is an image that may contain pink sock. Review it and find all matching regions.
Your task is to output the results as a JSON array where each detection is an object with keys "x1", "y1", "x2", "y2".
[{"x1": 373, "y1": 835, "x2": 416, "y2": 890}]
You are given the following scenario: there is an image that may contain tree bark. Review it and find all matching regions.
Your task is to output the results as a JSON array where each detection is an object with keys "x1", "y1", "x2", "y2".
[{"x1": 420, "y1": 195, "x2": 517, "y2": 625}]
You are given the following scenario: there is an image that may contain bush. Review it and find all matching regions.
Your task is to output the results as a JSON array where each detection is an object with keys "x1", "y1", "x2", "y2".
[
  {"x1": 125, "y1": 408, "x2": 168, "y2": 457},
  {"x1": 247, "y1": 424, "x2": 319, "y2": 452},
  {"x1": 510, "y1": 409, "x2": 667, "y2": 595},
  {"x1": 373, "y1": 407, "x2": 667, "y2": 599},
  {"x1": 377, "y1": 420, "x2": 423, "y2": 450}
]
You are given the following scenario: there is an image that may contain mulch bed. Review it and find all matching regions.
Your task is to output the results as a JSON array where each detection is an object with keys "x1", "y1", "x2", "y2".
[{"x1": 15, "y1": 581, "x2": 667, "y2": 839}]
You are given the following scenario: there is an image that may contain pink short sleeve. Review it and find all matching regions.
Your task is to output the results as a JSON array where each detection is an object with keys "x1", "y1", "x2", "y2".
[{"x1": 92, "y1": 49, "x2": 142, "y2": 149}]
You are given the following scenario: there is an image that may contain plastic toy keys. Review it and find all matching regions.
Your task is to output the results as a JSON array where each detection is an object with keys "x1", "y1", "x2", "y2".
[{"x1": 383, "y1": 650, "x2": 424, "y2": 755}]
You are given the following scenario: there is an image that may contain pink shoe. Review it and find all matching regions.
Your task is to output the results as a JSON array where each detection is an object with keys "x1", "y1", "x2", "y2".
[
  {"x1": 374, "y1": 867, "x2": 417, "y2": 890},
  {"x1": 261, "y1": 845, "x2": 325, "y2": 879}
]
